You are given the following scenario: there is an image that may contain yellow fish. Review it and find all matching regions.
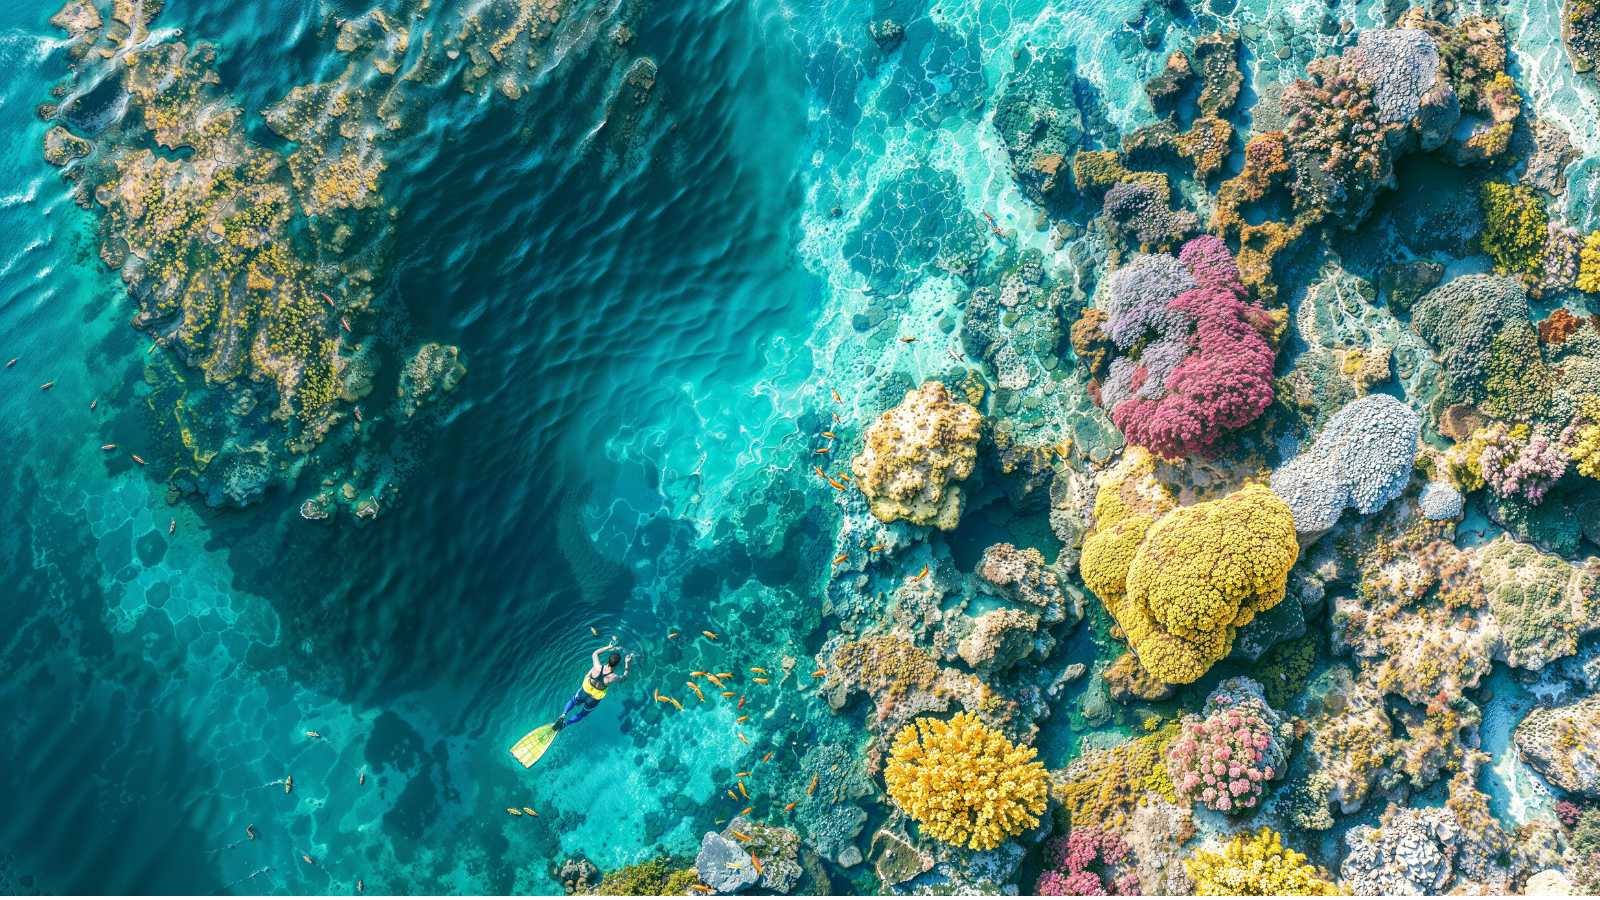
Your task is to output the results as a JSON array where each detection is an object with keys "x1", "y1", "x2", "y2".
[
  {"x1": 750, "y1": 667, "x2": 768, "y2": 675},
  {"x1": 507, "y1": 808, "x2": 522, "y2": 816},
  {"x1": 702, "y1": 631, "x2": 719, "y2": 641},
  {"x1": 912, "y1": 564, "x2": 929, "y2": 582},
  {"x1": 523, "y1": 807, "x2": 538, "y2": 816},
  {"x1": 687, "y1": 682, "x2": 706, "y2": 702},
  {"x1": 832, "y1": 553, "x2": 848, "y2": 565},
  {"x1": 720, "y1": 691, "x2": 736, "y2": 698},
  {"x1": 704, "y1": 673, "x2": 726, "y2": 689},
  {"x1": 727, "y1": 789, "x2": 739, "y2": 801},
  {"x1": 753, "y1": 677, "x2": 769, "y2": 684},
  {"x1": 715, "y1": 672, "x2": 733, "y2": 679},
  {"x1": 738, "y1": 781, "x2": 749, "y2": 799}
]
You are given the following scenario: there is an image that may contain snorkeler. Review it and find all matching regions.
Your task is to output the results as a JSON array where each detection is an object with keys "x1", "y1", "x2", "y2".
[{"x1": 552, "y1": 642, "x2": 632, "y2": 731}]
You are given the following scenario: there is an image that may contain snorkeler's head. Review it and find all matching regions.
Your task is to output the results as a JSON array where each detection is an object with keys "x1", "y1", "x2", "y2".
[{"x1": 607, "y1": 652, "x2": 622, "y2": 668}]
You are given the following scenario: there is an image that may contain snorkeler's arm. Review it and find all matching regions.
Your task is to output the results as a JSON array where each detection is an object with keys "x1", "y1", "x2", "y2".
[{"x1": 591, "y1": 643, "x2": 617, "y2": 667}]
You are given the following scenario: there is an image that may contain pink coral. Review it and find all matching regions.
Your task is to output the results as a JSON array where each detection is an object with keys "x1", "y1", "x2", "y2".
[
  {"x1": 1165, "y1": 677, "x2": 1288, "y2": 813},
  {"x1": 1101, "y1": 236, "x2": 1276, "y2": 458},
  {"x1": 1478, "y1": 424, "x2": 1568, "y2": 505},
  {"x1": 1037, "y1": 829, "x2": 1140, "y2": 896}
]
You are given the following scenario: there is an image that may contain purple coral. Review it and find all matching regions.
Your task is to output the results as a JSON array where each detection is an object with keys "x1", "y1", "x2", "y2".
[
  {"x1": 1101, "y1": 236, "x2": 1276, "y2": 458},
  {"x1": 1036, "y1": 828, "x2": 1140, "y2": 896},
  {"x1": 1103, "y1": 181, "x2": 1198, "y2": 248},
  {"x1": 1165, "y1": 677, "x2": 1288, "y2": 814},
  {"x1": 1479, "y1": 424, "x2": 1567, "y2": 505},
  {"x1": 1558, "y1": 800, "x2": 1584, "y2": 828}
]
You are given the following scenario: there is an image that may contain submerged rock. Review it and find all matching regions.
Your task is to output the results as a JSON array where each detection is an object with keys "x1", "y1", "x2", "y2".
[
  {"x1": 850, "y1": 381, "x2": 982, "y2": 530},
  {"x1": 1516, "y1": 697, "x2": 1600, "y2": 797}
]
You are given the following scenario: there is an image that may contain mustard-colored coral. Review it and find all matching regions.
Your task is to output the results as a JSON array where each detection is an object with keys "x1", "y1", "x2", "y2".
[
  {"x1": 884, "y1": 712, "x2": 1049, "y2": 851},
  {"x1": 1478, "y1": 181, "x2": 1548, "y2": 282},
  {"x1": 1185, "y1": 829, "x2": 1342, "y2": 896},
  {"x1": 850, "y1": 381, "x2": 982, "y2": 530},
  {"x1": 1579, "y1": 232, "x2": 1600, "y2": 293},
  {"x1": 1082, "y1": 451, "x2": 1298, "y2": 684}
]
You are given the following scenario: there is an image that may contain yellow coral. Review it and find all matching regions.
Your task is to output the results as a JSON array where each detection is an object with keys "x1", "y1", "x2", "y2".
[
  {"x1": 1579, "y1": 233, "x2": 1600, "y2": 293},
  {"x1": 1082, "y1": 456, "x2": 1298, "y2": 684},
  {"x1": 884, "y1": 713, "x2": 1049, "y2": 851},
  {"x1": 1185, "y1": 828, "x2": 1342, "y2": 896},
  {"x1": 850, "y1": 381, "x2": 982, "y2": 530}
]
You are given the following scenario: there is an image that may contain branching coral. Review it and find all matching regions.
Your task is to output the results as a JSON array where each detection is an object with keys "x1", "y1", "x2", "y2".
[
  {"x1": 884, "y1": 712, "x2": 1049, "y2": 851},
  {"x1": 1270, "y1": 394, "x2": 1420, "y2": 536},
  {"x1": 1036, "y1": 829, "x2": 1141, "y2": 896},
  {"x1": 1053, "y1": 722, "x2": 1183, "y2": 832},
  {"x1": 1166, "y1": 678, "x2": 1289, "y2": 813},
  {"x1": 1184, "y1": 829, "x2": 1341, "y2": 896},
  {"x1": 1082, "y1": 453, "x2": 1298, "y2": 684},
  {"x1": 1476, "y1": 422, "x2": 1567, "y2": 504},
  {"x1": 851, "y1": 381, "x2": 982, "y2": 529},
  {"x1": 1087, "y1": 237, "x2": 1276, "y2": 459},
  {"x1": 1102, "y1": 181, "x2": 1197, "y2": 249}
]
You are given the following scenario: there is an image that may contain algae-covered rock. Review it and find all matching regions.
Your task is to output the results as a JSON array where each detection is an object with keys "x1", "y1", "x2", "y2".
[
  {"x1": 695, "y1": 831, "x2": 757, "y2": 893},
  {"x1": 1516, "y1": 697, "x2": 1600, "y2": 797},
  {"x1": 397, "y1": 342, "x2": 467, "y2": 418},
  {"x1": 851, "y1": 381, "x2": 982, "y2": 530},
  {"x1": 993, "y1": 47, "x2": 1083, "y2": 205}
]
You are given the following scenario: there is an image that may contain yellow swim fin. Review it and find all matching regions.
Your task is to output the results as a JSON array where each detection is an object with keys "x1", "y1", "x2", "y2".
[{"x1": 510, "y1": 724, "x2": 559, "y2": 769}]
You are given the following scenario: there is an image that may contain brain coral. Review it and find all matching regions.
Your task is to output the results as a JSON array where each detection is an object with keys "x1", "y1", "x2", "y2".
[
  {"x1": 1082, "y1": 452, "x2": 1299, "y2": 684},
  {"x1": 1185, "y1": 828, "x2": 1341, "y2": 896},
  {"x1": 884, "y1": 712, "x2": 1049, "y2": 851},
  {"x1": 1270, "y1": 394, "x2": 1421, "y2": 536},
  {"x1": 1412, "y1": 274, "x2": 1552, "y2": 421},
  {"x1": 851, "y1": 381, "x2": 982, "y2": 530},
  {"x1": 1086, "y1": 236, "x2": 1276, "y2": 459}
]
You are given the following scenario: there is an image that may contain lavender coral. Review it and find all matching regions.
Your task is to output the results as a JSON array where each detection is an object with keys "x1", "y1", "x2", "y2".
[
  {"x1": 1166, "y1": 677, "x2": 1290, "y2": 814},
  {"x1": 1086, "y1": 236, "x2": 1276, "y2": 459},
  {"x1": 1270, "y1": 394, "x2": 1421, "y2": 537},
  {"x1": 1102, "y1": 180, "x2": 1197, "y2": 249},
  {"x1": 1036, "y1": 829, "x2": 1140, "y2": 896},
  {"x1": 1477, "y1": 423, "x2": 1568, "y2": 504}
]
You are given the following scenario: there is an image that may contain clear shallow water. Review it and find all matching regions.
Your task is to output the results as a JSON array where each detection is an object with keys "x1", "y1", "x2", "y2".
[{"x1": 1, "y1": 0, "x2": 1586, "y2": 894}]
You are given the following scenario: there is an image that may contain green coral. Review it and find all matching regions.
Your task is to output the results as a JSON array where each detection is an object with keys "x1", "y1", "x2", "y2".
[
  {"x1": 1478, "y1": 182, "x2": 1548, "y2": 282},
  {"x1": 1258, "y1": 635, "x2": 1318, "y2": 710},
  {"x1": 1185, "y1": 828, "x2": 1343, "y2": 896}
]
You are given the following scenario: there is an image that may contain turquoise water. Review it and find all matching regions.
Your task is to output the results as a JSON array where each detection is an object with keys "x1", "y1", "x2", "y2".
[{"x1": 3, "y1": 0, "x2": 1592, "y2": 894}]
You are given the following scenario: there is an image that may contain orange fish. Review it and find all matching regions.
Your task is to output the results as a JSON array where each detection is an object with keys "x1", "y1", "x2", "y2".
[
  {"x1": 736, "y1": 771, "x2": 751, "y2": 778},
  {"x1": 836, "y1": 473, "x2": 851, "y2": 482},
  {"x1": 807, "y1": 775, "x2": 819, "y2": 796},
  {"x1": 740, "y1": 806, "x2": 753, "y2": 816},
  {"x1": 100, "y1": 443, "x2": 116, "y2": 451},
  {"x1": 340, "y1": 317, "x2": 352, "y2": 333},
  {"x1": 830, "y1": 388, "x2": 841, "y2": 403},
  {"x1": 784, "y1": 801, "x2": 796, "y2": 812},
  {"x1": 821, "y1": 431, "x2": 835, "y2": 439},
  {"x1": 762, "y1": 752, "x2": 773, "y2": 764},
  {"x1": 320, "y1": 291, "x2": 335, "y2": 307},
  {"x1": 911, "y1": 564, "x2": 929, "y2": 582},
  {"x1": 811, "y1": 668, "x2": 826, "y2": 678},
  {"x1": 715, "y1": 672, "x2": 733, "y2": 679},
  {"x1": 868, "y1": 544, "x2": 883, "y2": 552},
  {"x1": 690, "y1": 671, "x2": 708, "y2": 677},
  {"x1": 899, "y1": 336, "x2": 916, "y2": 343},
  {"x1": 720, "y1": 691, "x2": 735, "y2": 698},
  {"x1": 731, "y1": 830, "x2": 753, "y2": 842},
  {"x1": 702, "y1": 631, "x2": 719, "y2": 641},
  {"x1": 131, "y1": 454, "x2": 147, "y2": 465},
  {"x1": 704, "y1": 673, "x2": 726, "y2": 689},
  {"x1": 832, "y1": 553, "x2": 848, "y2": 565},
  {"x1": 815, "y1": 447, "x2": 830, "y2": 454},
  {"x1": 737, "y1": 732, "x2": 750, "y2": 745},
  {"x1": 753, "y1": 677, "x2": 769, "y2": 685},
  {"x1": 751, "y1": 854, "x2": 763, "y2": 876},
  {"x1": 812, "y1": 465, "x2": 828, "y2": 480},
  {"x1": 657, "y1": 694, "x2": 684, "y2": 711},
  {"x1": 826, "y1": 477, "x2": 845, "y2": 491},
  {"x1": 687, "y1": 682, "x2": 706, "y2": 702},
  {"x1": 751, "y1": 667, "x2": 768, "y2": 675},
  {"x1": 737, "y1": 695, "x2": 745, "y2": 709}
]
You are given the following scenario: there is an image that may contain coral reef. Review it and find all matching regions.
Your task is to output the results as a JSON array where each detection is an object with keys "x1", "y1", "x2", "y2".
[
  {"x1": 851, "y1": 382, "x2": 983, "y2": 530},
  {"x1": 1270, "y1": 394, "x2": 1420, "y2": 538},
  {"x1": 1412, "y1": 275, "x2": 1553, "y2": 422},
  {"x1": 1184, "y1": 829, "x2": 1340, "y2": 896},
  {"x1": 883, "y1": 713, "x2": 1049, "y2": 851},
  {"x1": 1165, "y1": 678, "x2": 1290, "y2": 814},
  {"x1": 993, "y1": 48, "x2": 1083, "y2": 205}
]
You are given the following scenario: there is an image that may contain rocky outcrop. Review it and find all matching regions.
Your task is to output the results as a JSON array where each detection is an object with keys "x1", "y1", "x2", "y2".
[
  {"x1": 1339, "y1": 805, "x2": 1460, "y2": 895},
  {"x1": 1516, "y1": 698, "x2": 1600, "y2": 797},
  {"x1": 398, "y1": 342, "x2": 467, "y2": 418}
]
